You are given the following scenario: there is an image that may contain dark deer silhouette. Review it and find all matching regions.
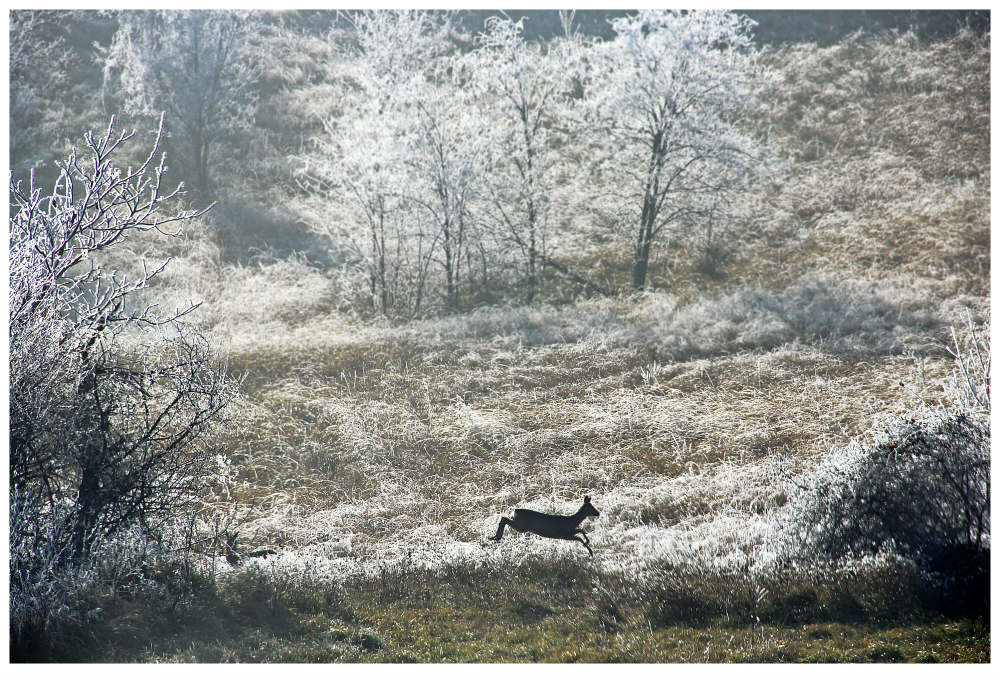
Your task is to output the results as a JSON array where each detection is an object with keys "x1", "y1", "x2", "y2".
[{"x1": 491, "y1": 496, "x2": 600, "y2": 556}]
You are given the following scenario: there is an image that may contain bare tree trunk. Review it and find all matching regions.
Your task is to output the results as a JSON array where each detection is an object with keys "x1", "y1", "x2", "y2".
[
  {"x1": 199, "y1": 137, "x2": 211, "y2": 195},
  {"x1": 443, "y1": 217, "x2": 457, "y2": 309},
  {"x1": 368, "y1": 227, "x2": 378, "y2": 312},
  {"x1": 632, "y1": 193, "x2": 656, "y2": 290},
  {"x1": 479, "y1": 242, "x2": 489, "y2": 297},
  {"x1": 411, "y1": 226, "x2": 431, "y2": 317},
  {"x1": 632, "y1": 132, "x2": 665, "y2": 291},
  {"x1": 191, "y1": 127, "x2": 208, "y2": 195},
  {"x1": 371, "y1": 206, "x2": 389, "y2": 315},
  {"x1": 525, "y1": 194, "x2": 539, "y2": 302},
  {"x1": 521, "y1": 112, "x2": 540, "y2": 303}
]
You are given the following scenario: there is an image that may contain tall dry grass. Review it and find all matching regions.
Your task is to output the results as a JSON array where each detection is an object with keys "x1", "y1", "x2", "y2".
[
  {"x1": 740, "y1": 27, "x2": 989, "y2": 298},
  {"x1": 189, "y1": 28, "x2": 987, "y2": 594}
]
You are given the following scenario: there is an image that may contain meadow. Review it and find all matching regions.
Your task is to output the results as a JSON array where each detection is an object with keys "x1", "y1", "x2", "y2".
[{"x1": 12, "y1": 22, "x2": 990, "y2": 663}]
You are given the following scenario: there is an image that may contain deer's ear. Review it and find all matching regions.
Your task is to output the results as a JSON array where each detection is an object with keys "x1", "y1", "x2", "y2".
[{"x1": 584, "y1": 496, "x2": 591, "y2": 503}]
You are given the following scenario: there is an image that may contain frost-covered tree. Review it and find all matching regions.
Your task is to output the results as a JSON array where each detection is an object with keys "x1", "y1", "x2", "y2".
[
  {"x1": 298, "y1": 10, "x2": 454, "y2": 315},
  {"x1": 9, "y1": 117, "x2": 236, "y2": 572},
  {"x1": 402, "y1": 69, "x2": 494, "y2": 310},
  {"x1": 303, "y1": 107, "x2": 433, "y2": 315},
  {"x1": 305, "y1": 10, "x2": 493, "y2": 314},
  {"x1": 468, "y1": 15, "x2": 580, "y2": 302},
  {"x1": 588, "y1": 10, "x2": 774, "y2": 290},
  {"x1": 328, "y1": 124, "x2": 403, "y2": 315},
  {"x1": 101, "y1": 10, "x2": 261, "y2": 196},
  {"x1": 366, "y1": 10, "x2": 494, "y2": 310},
  {"x1": 9, "y1": 11, "x2": 74, "y2": 172}
]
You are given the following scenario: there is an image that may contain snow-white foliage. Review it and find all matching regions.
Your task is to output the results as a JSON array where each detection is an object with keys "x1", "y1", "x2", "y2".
[
  {"x1": 302, "y1": 10, "x2": 497, "y2": 314},
  {"x1": 102, "y1": 10, "x2": 261, "y2": 194},
  {"x1": 586, "y1": 9, "x2": 778, "y2": 288},
  {"x1": 464, "y1": 16, "x2": 583, "y2": 301}
]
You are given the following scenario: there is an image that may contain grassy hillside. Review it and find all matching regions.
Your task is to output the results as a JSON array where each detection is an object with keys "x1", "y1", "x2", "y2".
[{"x1": 26, "y1": 28, "x2": 989, "y2": 663}]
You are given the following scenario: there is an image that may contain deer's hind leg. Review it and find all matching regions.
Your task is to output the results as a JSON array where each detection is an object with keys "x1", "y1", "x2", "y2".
[{"x1": 492, "y1": 516, "x2": 514, "y2": 541}]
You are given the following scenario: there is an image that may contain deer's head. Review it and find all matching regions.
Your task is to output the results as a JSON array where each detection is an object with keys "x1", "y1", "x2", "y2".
[{"x1": 581, "y1": 495, "x2": 600, "y2": 518}]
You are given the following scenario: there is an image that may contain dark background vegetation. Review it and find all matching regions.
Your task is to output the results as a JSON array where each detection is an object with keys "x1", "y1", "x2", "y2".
[{"x1": 456, "y1": 9, "x2": 990, "y2": 43}]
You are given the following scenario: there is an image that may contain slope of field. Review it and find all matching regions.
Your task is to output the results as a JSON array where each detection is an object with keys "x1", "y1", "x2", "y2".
[{"x1": 87, "y1": 28, "x2": 989, "y2": 662}]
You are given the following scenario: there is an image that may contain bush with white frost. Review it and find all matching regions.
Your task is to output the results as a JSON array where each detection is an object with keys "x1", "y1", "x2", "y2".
[
  {"x1": 781, "y1": 410, "x2": 988, "y2": 562},
  {"x1": 775, "y1": 319, "x2": 989, "y2": 613},
  {"x1": 9, "y1": 118, "x2": 237, "y2": 658}
]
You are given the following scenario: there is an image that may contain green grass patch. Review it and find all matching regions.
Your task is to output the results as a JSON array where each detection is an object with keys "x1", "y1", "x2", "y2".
[{"x1": 339, "y1": 601, "x2": 989, "y2": 663}]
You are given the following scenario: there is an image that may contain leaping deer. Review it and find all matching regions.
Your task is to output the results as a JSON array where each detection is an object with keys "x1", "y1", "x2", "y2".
[{"x1": 491, "y1": 496, "x2": 600, "y2": 556}]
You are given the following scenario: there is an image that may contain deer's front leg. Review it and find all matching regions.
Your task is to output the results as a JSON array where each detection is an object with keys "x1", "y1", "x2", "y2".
[
  {"x1": 575, "y1": 528, "x2": 590, "y2": 545},
  {"x1": 572, "y1": 535, "x2": 594, "y2": 556}
]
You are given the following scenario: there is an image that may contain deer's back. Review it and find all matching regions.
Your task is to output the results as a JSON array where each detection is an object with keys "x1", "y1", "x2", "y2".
[{"x1": 513, "y1": 508, "x2": 576, "y2": 539}]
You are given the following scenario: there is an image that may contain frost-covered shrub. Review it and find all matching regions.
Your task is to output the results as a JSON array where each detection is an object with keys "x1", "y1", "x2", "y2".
[
  {"x1": 772, "y1": 317, "x2": 989, "y2": 616},
  {"x1": 389, "y1": 274, "x2": 937, "y2": 361},
  {"x1": 656, "y1": 276, "x2": 938, "y2": 358},
  {"x1": 9, "y1": 491, "x2": 80, "y2": 660},
  {"x1": 943, "y1": 316, "x2": 990, "y2": 414},
  {"x1": 10, "y1": 120, "x2": 238, "y2": 659},
  {"x1": 783, "y1": 410, "x2": 988, "y2": 562},
  {"x1": 9, "y1": 491, "x2": 192, "y2": 662},
  {"x1": 776, "y1": 409, "x2": 988, "y2": 616}
]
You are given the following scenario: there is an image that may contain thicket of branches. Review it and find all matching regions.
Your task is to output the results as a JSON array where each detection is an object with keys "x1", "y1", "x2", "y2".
[{"x1": 9, "y1": 118, "x2": 237, "y2": 658}]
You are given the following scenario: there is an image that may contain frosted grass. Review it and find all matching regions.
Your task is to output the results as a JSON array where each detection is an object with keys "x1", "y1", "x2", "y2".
[{"x1": 104, "y1": 27, "x2": 987, "y2": 612}]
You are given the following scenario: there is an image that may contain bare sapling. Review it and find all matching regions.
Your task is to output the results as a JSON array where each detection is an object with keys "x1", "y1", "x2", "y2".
[{"x1": 492, "y1": 496, "x2": 600, "y2": 556}]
